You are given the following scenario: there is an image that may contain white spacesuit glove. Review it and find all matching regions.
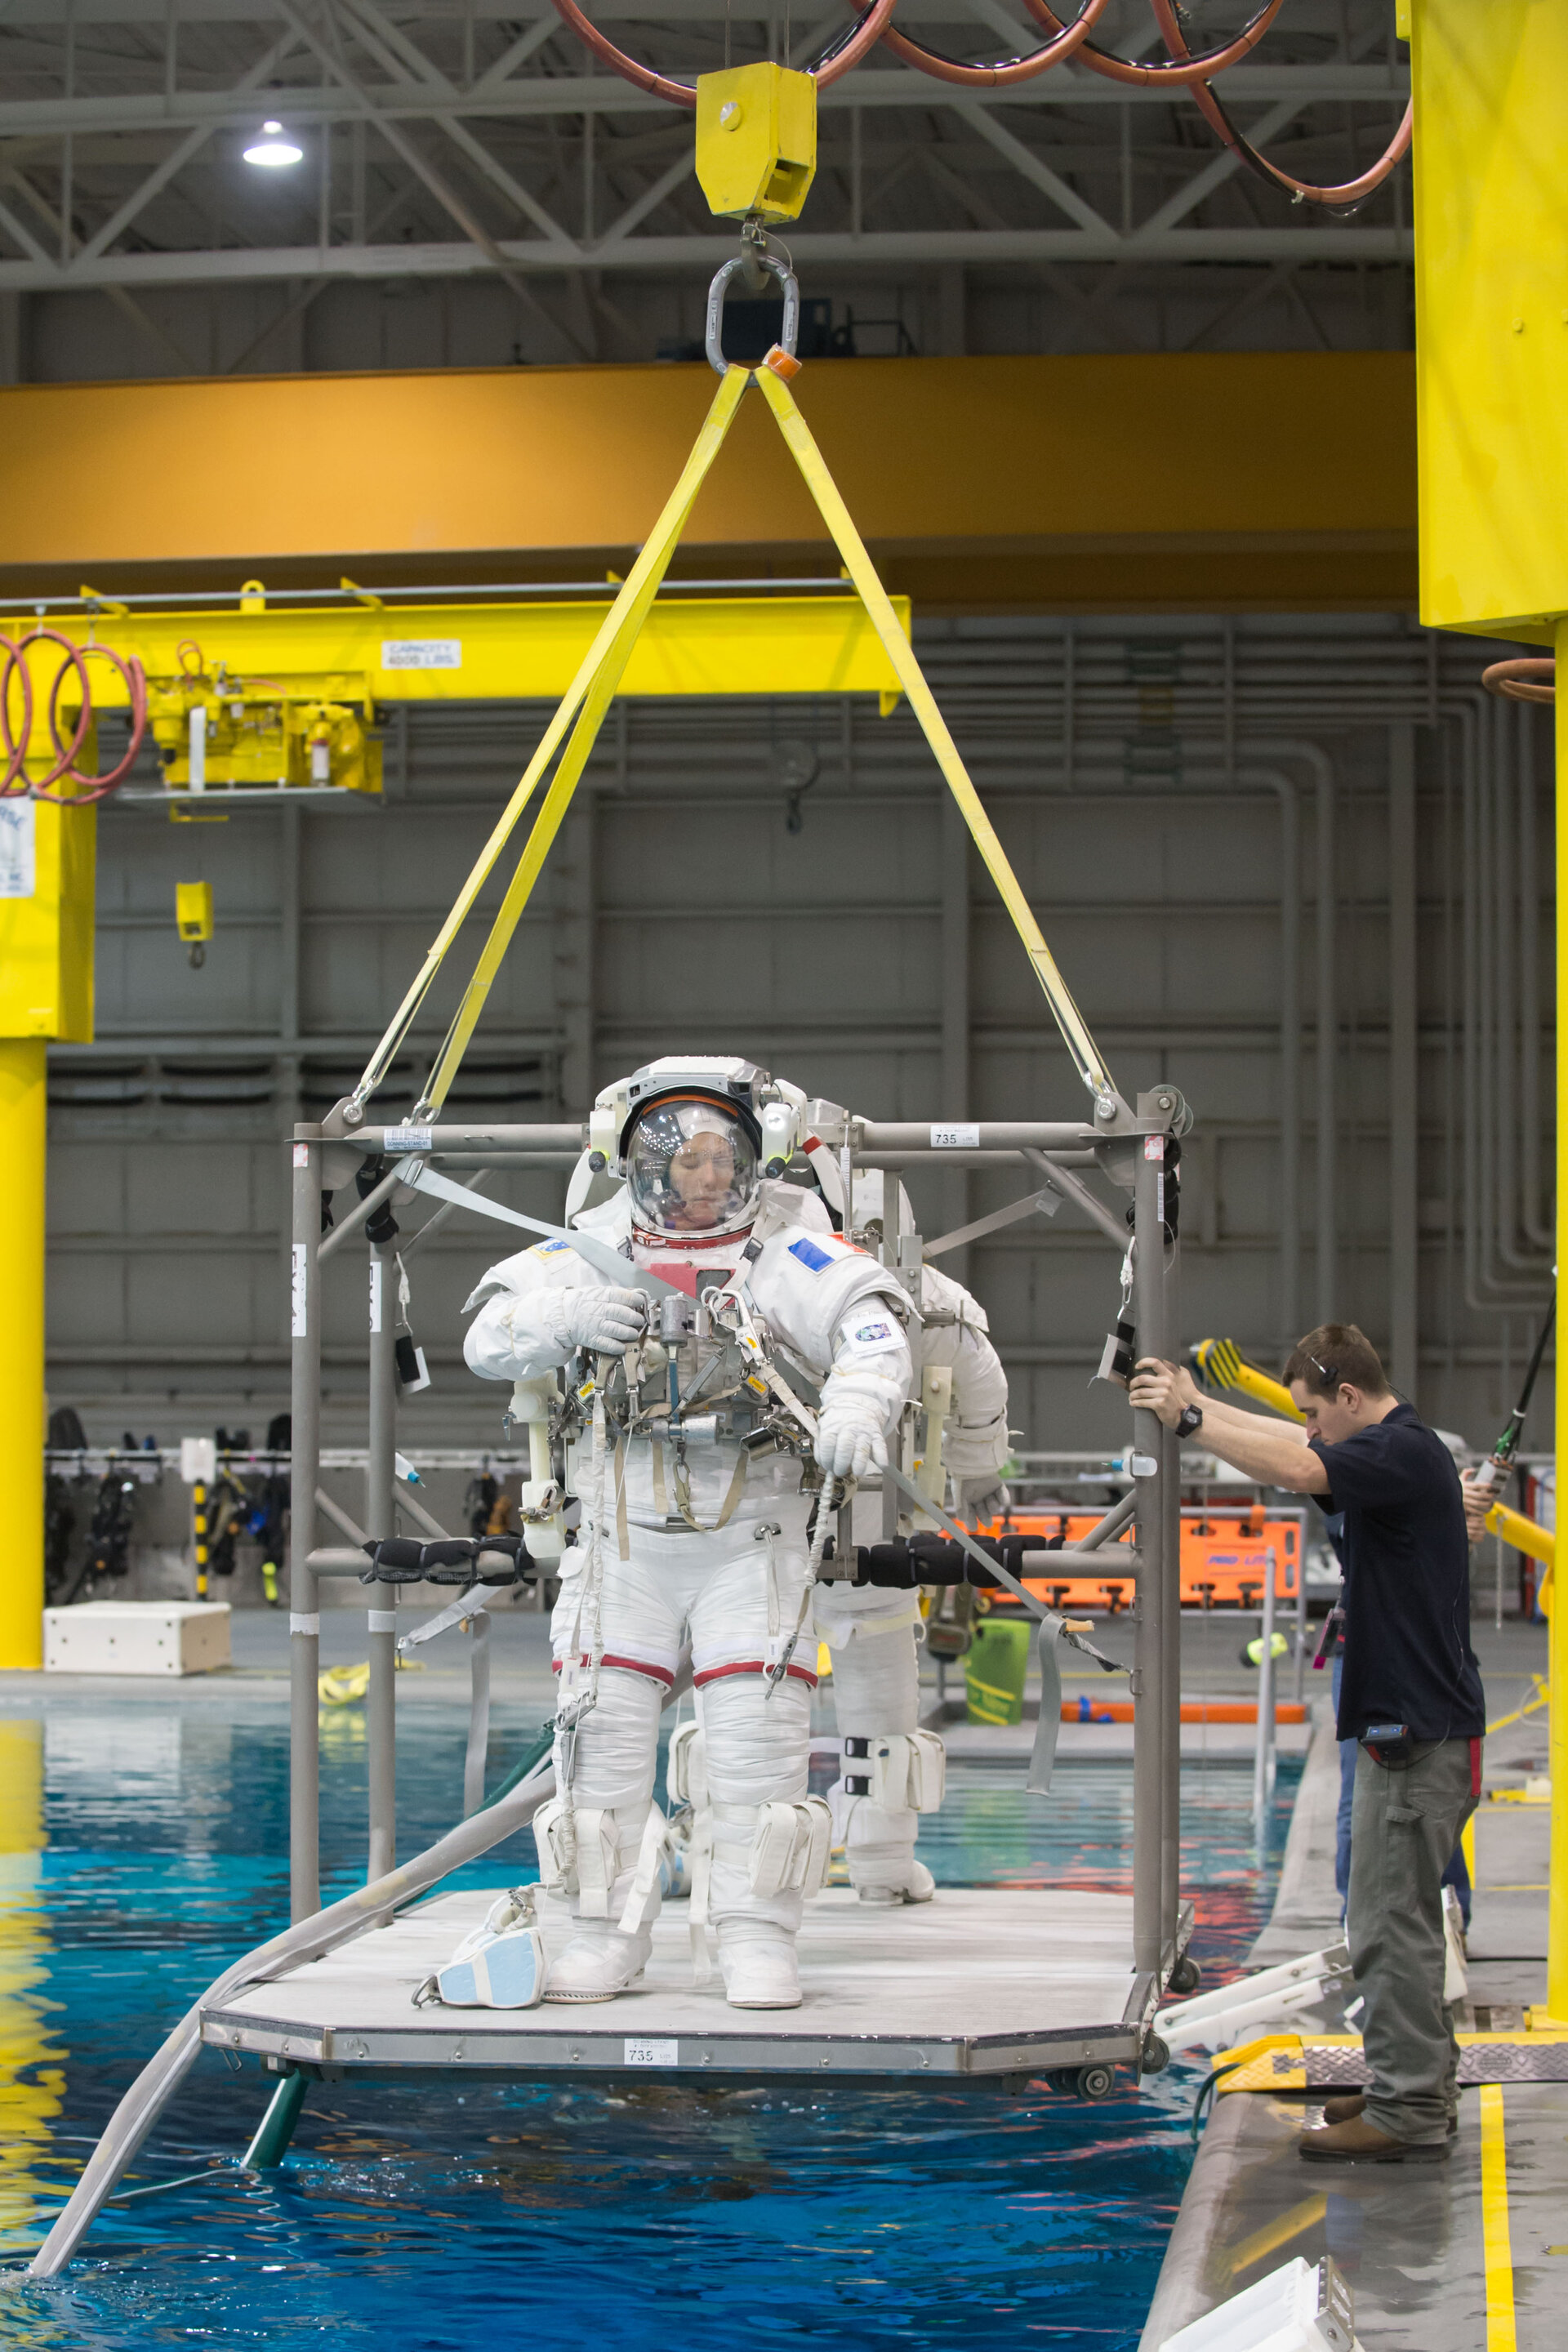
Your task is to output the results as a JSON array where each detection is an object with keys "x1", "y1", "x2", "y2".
[
  {"x1": 958, "y1": 1476, "x2": 1008, "y2": 1526},
  {"x1": 813, "y1": 1388, "x2": 893, "y2": 1481},
  {"x1": 546, "y1": 1285, "x2": 648, "y2": 1355}
]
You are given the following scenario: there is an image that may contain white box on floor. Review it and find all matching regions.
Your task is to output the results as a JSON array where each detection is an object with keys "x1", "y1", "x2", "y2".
[{"x1": 43, "y1": 1601, "x2": 231, "y2": 1677}]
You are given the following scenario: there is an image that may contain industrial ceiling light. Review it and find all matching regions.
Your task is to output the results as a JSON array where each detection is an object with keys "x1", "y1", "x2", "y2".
[{"x1": 243, "y1": 120, "x2": 303, "y2": 168}]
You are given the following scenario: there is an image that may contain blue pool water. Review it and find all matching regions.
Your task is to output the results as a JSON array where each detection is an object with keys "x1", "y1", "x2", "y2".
[{"x1": 0, "y1": 1700, "x2": 1298, "y2": 2347}]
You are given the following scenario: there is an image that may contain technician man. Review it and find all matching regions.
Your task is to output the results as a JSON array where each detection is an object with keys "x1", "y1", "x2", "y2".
[{"x1": 1129, "y1": 1325, "x2": 1486, "y2": 2163}]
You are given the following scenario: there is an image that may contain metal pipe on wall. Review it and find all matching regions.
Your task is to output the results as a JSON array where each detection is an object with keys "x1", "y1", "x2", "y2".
[
  {"x1": 1455, "y1": 693, "x2": 1552, "y2": 1307},
  {"x1": 1388, "y1": 724, "x2": 1419, "y2": 1392},
  {"x1": 1239, "y1": 740, "x2": 1338, "y2": 1332},
  {"x1": 1486, "y1": 695, "x2": 1551, "y2": 1280}
]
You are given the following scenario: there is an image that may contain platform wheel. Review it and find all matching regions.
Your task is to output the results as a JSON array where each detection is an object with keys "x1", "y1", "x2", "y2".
[
  {"x1": 1168, "y1": 1954, "x2": 1201, "y2": 1995},
  {"x1": 1076, "y1": 2063, "x2": 1118, "y2": 2100},
  {"x1": 1138, "y1": 2035, "x2": 1171, "y2": 2078}
]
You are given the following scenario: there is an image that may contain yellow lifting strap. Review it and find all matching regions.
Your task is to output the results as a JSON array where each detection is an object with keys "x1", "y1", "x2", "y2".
[
  {"x1": 354, "y1": 357, "x2": 1116, "y2": 1118},
  {"x1": 355, "y1": 363, "x2": 751, "y2": 1111},
  {"x1": 753, "y1": 365, "x2": 1113, "y2": 1107}
]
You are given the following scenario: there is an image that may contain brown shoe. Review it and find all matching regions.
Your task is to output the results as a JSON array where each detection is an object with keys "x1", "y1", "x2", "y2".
[
  {"x1": 1300, "y1": 2117, "x2": 1450, "y2": 2164},
  {"x1": 1321, "y1": 2095, "x2": 1457, "y2": 2136}
]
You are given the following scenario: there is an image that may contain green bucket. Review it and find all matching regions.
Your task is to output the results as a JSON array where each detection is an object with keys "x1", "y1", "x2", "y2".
[{"x1": 964, "y1": 1616, "x2": 1031, "y2": 1726}]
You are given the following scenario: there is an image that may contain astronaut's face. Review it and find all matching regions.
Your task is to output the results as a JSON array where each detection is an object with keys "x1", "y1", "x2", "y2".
[
  {"x1": 667, "y1": 1130, "x2": 738, "y2": 1227},
  {"x1": 625, "y1": 1096, "x2": 759, "y2": 1239}
]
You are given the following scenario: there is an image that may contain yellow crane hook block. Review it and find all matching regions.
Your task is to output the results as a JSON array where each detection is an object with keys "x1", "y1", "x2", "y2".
[
  {"x1": 696, "y1": 62, "x2": 817, "y2": 222},
  {"x1": 175, "y1": 881, "x2": 213, "y2": 969}
]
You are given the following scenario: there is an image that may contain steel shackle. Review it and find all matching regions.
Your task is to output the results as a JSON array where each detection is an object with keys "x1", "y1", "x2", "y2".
[{"x1": 705, "y1": 250, "x2": 800, "y2": 376}]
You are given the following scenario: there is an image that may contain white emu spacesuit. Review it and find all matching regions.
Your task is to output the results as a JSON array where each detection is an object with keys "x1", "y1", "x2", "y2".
[
  {"x1": 818, "y1": 1170, "x2": 1011, "y2": 1904},
  {"x1": 464, "y1": 1057, "x2": 913, "y2": 2011}
]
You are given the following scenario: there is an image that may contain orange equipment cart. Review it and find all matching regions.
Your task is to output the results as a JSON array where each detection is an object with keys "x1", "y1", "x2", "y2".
[{"x1": 969, "y1": 1502, "x2": 1301, "y2": 1617}]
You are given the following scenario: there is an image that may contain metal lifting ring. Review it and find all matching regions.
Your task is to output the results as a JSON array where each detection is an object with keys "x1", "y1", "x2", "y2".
[{"x1": 706, "y1": 249, "x2": 800, "y2": 377}]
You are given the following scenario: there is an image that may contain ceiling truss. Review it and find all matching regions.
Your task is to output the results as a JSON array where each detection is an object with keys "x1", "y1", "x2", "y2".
[{"x1": 0, "y1": 3, "x2": 1414, "y2": 359}]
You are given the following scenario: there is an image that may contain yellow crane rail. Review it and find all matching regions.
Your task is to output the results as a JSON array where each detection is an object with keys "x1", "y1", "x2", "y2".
[{"x1": 28, "y1": 593, "x2": 909, "y2": 710}]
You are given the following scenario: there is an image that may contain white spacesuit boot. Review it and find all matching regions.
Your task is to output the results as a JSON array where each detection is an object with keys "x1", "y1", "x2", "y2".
[
  {"x1": 540, "y1": 1838, "x2": 657, "y2": 2000},
  {"x1": 817, "y1": 1583, "x2": 937, "y2": 1904}
]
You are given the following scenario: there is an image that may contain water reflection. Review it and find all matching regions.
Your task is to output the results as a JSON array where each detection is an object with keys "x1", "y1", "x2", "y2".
[{"x1": 0, "y1": 1722, "x2": 66, "y2": 2256}]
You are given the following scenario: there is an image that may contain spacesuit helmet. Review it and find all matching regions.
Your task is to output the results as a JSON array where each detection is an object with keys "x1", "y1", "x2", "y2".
[{"x1": 624, "y1": 1095, "x2": 760, "y2": 1241}]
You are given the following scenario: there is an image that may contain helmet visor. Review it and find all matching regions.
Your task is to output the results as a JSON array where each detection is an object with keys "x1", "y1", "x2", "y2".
[{"x1": 626, "y1": 1098, "x2": 758, "y2": 1238}]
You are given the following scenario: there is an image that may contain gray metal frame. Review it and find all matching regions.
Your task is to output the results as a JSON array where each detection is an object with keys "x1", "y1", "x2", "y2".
[{"x1": 286, "y1": 1086, "x2": 1189, "y2": 1984}]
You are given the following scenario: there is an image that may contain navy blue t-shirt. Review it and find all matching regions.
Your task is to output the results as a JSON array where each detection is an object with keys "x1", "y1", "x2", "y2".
[{"x1": 1310, "y1": 1403, "x2": 1486, "y2": 1743}]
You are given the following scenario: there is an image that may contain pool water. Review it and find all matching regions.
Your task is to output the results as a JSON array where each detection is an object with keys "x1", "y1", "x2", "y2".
[{"x1": 0, "y1": 1702, "x2": 1298, "y2": 2348}]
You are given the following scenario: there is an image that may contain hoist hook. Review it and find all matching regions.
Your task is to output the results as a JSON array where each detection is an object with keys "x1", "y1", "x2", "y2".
[{"x1": 706, "y1": 234, "x2": 800, "y2": 376}]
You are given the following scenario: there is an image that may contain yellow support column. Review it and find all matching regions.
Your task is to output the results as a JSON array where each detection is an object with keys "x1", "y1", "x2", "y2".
[
  {"x1": 0, "y1": 647, "x2": 98, "y2": 1670},
  {"x1": 1555, "y1": 614, "x2": 1568, "y2": 2024},
  {"x1": 1410, "y1": 0, "x2": 1568, "y2": 2025},
  {"x1": 0, "y1": 1043, "x2": 47, "y2": 1669}
]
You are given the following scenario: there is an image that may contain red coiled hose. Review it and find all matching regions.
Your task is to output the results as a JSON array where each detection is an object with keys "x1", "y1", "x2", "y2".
[
  {"x1": 541, "y1": 2, "x2": 1411, "y2": 219},
  {"x1": 546, "y1": 0, "x2": 900, "y2": 105},
  {"x1": 1482, "y1": 658, "x2": 1555, "y2": 707},
  {"x1": 875, "y1": 0, "x2": 1111, "y2": 92},
  {"x1": 1017, "y1": 0, "x2": 1285, "y2": 87},
  {"x1": 0, "y1": 635, "x2": 36, "y2": 796},
  {"x1": 0, "y1": 627, "x2": 149, "y2": 804},
  {"x1": 1145, "y1": 0, "x2": 1412, "y2": 212}
]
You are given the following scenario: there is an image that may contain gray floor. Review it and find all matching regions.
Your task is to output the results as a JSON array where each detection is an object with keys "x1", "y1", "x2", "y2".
[
  {"x1": 1140, "y1": 1617, "x2": 1562, "y2": 2352},
  {"x1": 9, "y1": 1590, "x2": 1329, "y2": 1708}
]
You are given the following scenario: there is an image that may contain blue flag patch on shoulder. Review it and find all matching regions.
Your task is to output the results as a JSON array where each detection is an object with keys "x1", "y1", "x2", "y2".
[{"x1": 788, "y1": 1236, "x2": 835, "y2": 1274}]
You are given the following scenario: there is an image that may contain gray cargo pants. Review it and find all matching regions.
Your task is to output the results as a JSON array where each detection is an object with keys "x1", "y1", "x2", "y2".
[{"x1": 1347, "y1": 1735, "x2": 1481, "y2": 2144}]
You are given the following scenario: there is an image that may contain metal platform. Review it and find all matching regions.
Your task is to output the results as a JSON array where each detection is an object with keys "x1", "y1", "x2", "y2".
[{"x1": 203, "y1": 1886, "x2": 1174, "y2": 2086}]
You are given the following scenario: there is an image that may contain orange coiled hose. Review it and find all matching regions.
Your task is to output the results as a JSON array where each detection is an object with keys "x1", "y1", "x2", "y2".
[
  {"x1": 1482, "y1": 658, "x2": 1555, "y2": 707},
  {"x1": 0, "y1": 628, "x2": 149, "y2": 804},
  {"x1": 546, "y1": 0, "x2": 899, "y2": 106},
  {"x1": 1003, "y1": 0, "x2": 1285, "y2": 87},
  {"x1": 541, "y1": 2, "x2": 1412, "y2": 219},
  {"x1": 1146, "y1": 0, "x2": 1412, "y2": 212},
  {"x1": 875, "y1": 0, "x2": 1110, "y2": 91},
  {"x1": 0, "y1": 635, "x2": 36, "y2": 795}
]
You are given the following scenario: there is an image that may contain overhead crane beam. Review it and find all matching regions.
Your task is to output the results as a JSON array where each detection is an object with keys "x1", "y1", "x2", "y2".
[
  {"x1": 0, "y1": 353, "x2": 1419, "y2": 616},
  {"x1": 33, "y1": 594, "x2": 910, "y2": 711}
]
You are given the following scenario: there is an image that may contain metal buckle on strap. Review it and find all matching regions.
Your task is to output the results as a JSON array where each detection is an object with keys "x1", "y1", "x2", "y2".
[{"x1": 706, "y1": 234, "x2": 799, "y2": 379}]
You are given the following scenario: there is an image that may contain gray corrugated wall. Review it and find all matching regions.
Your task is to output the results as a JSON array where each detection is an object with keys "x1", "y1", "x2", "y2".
[{"x1": 47, "y1": 614, "x2": 1554, "y2": 1460}]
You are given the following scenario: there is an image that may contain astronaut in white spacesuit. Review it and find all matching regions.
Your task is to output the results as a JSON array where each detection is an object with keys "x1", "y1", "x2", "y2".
[
  {"x1": 817, "y1": 1171, "x2": 1011, "y2": 1904},
  {"x1": 464, "y1": 1058, "x2": 914, "y2": 2011}
]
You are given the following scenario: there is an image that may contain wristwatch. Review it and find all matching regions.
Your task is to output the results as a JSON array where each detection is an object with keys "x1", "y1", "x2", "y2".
[{"x1": 1175, "y1": 1404, "x2": 1204, "y2": 1439}]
